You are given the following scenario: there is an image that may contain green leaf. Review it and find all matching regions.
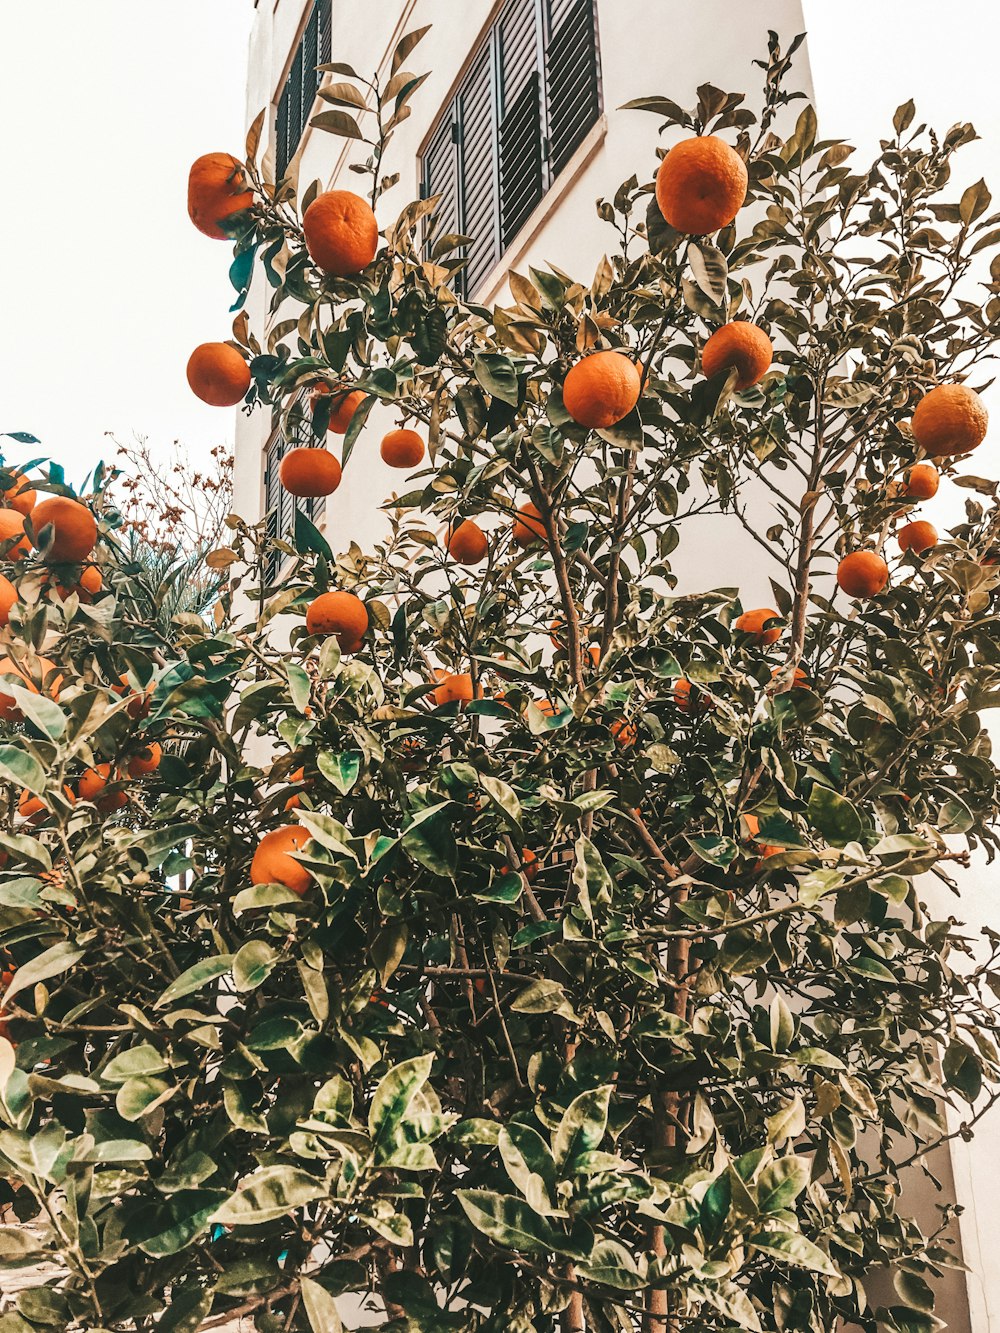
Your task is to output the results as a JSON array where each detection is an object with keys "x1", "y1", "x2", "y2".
[
  {"x1": 456, "y1": 1190, "x2": 587, "y2": 1259},
  {"x1": 300, "y1": 1278, "x2": 344, "y2": 1333},
  {"x1": 0, "y1": 1227, "x2": 46, "y2": 1266},
  {"x1": 368, "y1": 1053, "x2": 434, "y2": 1155},
  {"x1": 689, "y1": 243, "x2": 728, "y2": 305},
  {"x1": 554, "y1": 1085, "x2": 611, "y2": 1169},
  {"x1": 807, "y1": 784, "x2": 862, "y2": 847},
  {"x1": 480, "y1": 774, "x2": 522, "y2": 830},
  {"x1": 153, "y1": 1287, "x2": 214, "y2": 1333},
  {"x1": 474, "y1": 353, "x2": 519, "y2": 405},
  {"x1": 756, "y1": 1156, "x2": 811, "y2": 1211},
  {"x1": 0, "y1": 744, "x2": 46, "y2": 796},
  {"x1": 498, "y1": 1123, "x2": 556, "y2": 1213},
  {"x1": 294, "y1": 506, "x2": 333, "y2": 558},
  {"x1": 748, "y1": 1229, "x2": 839, "y2": 1275},
  {"x1": 2, "y1": 940, "x2": 85, "y2": 1005},
  {"x1": 154, "y1": 955, "x2": 234, "y2": 1009},
  {"x1": 511, "y1": 978, "x2": 580, "y2": 1022},
  {"x1": 233, "y1": 940, "x2": 280, "y2": 993},
  {"x1": 102, "y1": 1043, "x2": 169, "y2": 1084},
  {"x1": 286, "y1": 662, "x2": 312, "y2": 713},
  {"x1": 576, "y1": 1238, "x2": 643, "y2": 1291},
  {"x1": 317, "y1": 750, "x2": 361, "y2": 795},
  {"x1": 212, "y1": 1166, "x2": 326, "y2": 1226},
  {"x1": 6, "y1": 686, "x2": 65, "y2": 741}
]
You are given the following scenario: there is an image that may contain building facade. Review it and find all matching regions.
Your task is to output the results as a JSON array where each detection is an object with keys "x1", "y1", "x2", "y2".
[{"x1": 235, "y1": 2, "x2": 992, "y2": 1326}]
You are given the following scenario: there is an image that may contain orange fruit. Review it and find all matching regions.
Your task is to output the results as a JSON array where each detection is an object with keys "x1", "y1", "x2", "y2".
[
  {"x1": 701, "y1": 322, "x2": 772, "y2": 389},
  {"x1": 0, "y1": 575, "x2": 16, "y2": 627},
  {"x1": 0, "y1": 510, "x2": 29, "y2": 560},
  {"x1": 115, "y1": 674, "x2": 151, "y2": 720},
  {"x1": 316, "y1": 388, "x2": 367, "y2": 434},
  {"x1": 187, "y1": 343, "x2": 251, "y2": 408},
  {"x1": 501, "y1": 849, "x2": 539, "y2": 883},
  {"x1": 611, "y1": 718, "x2": 637, "y2": 748},
  {"x1": 30, "y1": 497, "x2": 97, "y2": 563},
  {"x1": 655, "y1": 135, "x2": 748, "y2": 235},
  {"x1": 305, "y1": 590, "x2": 368, "y2": 651},
  {"x1": 279, "y1": 447, "x2": 342, "y2": 498},
  {"x1": 0, "y1": 655, "x2": 60, "y2": 721},
  {"x1": 127, "y1": 742, "x2": 162, "y2": 778},
  {"x1": 673, "y1": 677, "x2": 714, "y2": 712},
  {"x1": 302, "y1": 190, "x2": 379, "y2": 276},
  {"x1": 380, "y1": 429, "x2": 425, "y2": 469},
  {"x1": 187, "y1": 152, "x2": 253, "y2": 240},
  {"x1": 769, "y1": 665, "x2": 810, "y2": 689},
  {"x1": 250, "y1": 824, "x2": 313, "y2": 896},
  {"x1": 18, "y1": 786, "x2": 74, "y2": 825},
  {"x1": 837, "y1": 551, "x2": 888, "y2": 599},
  {"x1": 898, "y1": 520, "x2": 937, "y2": 555},
  {"x1": 2, "y1": 472, "x2": 36, "y2": 515},
  {"x1": 432, "y1": 672, "x2": 475, "y2": 707},
  {"x1": 283, "y1": 766, "x2": 308, "y2": 812},
  {"x1": 562, "y1": 351, "x2": 642, "y2": 429},
  {"x1": 734, "y1": 607, "x2": 782, "y2": 646},
  {"x1": 911, "y1": 384, "x2": 987, "y2": 456},
  {"x1": 743, "y1": 814, "x2": 781, "y2": 860},
  {"x1": 902, "y1": 463, "x2": 940, "y2": 501},
  {"x1": 76, "y1": 764, "x2": 127, "y2": 812},
  {"x1": 512, "y1": 501, "x2": 547, "y2": 548},
  {"x1": 446, "y1": 519, "x2": 488, "y2": 565}
]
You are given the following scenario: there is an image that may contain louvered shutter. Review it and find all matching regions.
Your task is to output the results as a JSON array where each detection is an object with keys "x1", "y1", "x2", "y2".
[
  {"x1": 301, "y1": 4, "x2": 319, "y2": 132},
  {"x1": 276, "y1": 83, "x2": 291, "y2": 180},
  {"x1": 497, "y1": 0, "x2": 543, "y2": 249},
  {"x1": 318, "y1": 0, "x2": 332, "y2": 66},
  {"x1": 457, "y1": 47, "x2": 499, "y2": 294},
  {"x1": 544, "y1": 0, "x2": 601, "y2": 177}
]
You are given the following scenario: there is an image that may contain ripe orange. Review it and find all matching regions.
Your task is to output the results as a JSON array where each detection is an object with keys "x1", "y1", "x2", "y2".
[
  {"x1": 501, "y1": 848, "x2": 539, "y2": 882},
  {"x1": 0, "y1": 510, "x2": 29, "y2": 560},
  {"x1": 447, "y1": 519, "x2": 488, "y2": 565},
  {"x1": 187, "y1": 152, "x2": 254, "y2": 240},
  {"x1": 432, "y1": 671, "x2": 475, "y2": 707},
  {"x1": 769, "y1": 665, "x2": 810, "y2": 689},
  {"x1": 611, "y1": 718, "x2": 637, "y2": 748},
  {"x1": 512, "y1": 501, "x2": 547, "y2": 548},
  {"x1": 30, "y1": 497, "x2": 97, "y2": 563},
  {"x1": 898, "y1": 520, "x2": 937, "y2": 555},
  {"x1": 283, "y1": 766, "x2": 308, "y2": 812},
  {"x1": 79, "y1": 565, "x2": 103, "y2": 598},
  {"x1": 115, "y1": 674, "x2": 151, "y2": 719},
  {"x1": 250, "y1": 824, "x2": 313, "y2": 896},
  {"x1": 279, "y1": 447, "x2": 342, "y2": 498},
  {"x1": 837, "y1": 551, "x2": 888, "y2": 599},
  {"x1": 187, "y1": 343, "x2": 251, "y2": 408},
  {"x1": 562, "y1": 351, "x2": 642, "y2": 429},
  {"x1": 655, "y1": 135, "x2": 748, "y2": 235},
  {"x1": 673, "y1": 677, "x2": 713, "y2": 712},
  {"x1": 911, "y1": 383, "x2": 987, "y2": 456},
  {"x1": 77, "y1": 764, "x2": 127, "y2": 812},
  {"x1": 18, "y1": 788, "x2": 72, "y2": 825},
  {"x1": 302, "y1": 190, "x2": 379, "y2": 276},
  {"x1": 127, "y1": 742, "x2": 162, "y2": 778},
  {"x1": 734, "y1": 607, "x2": 782, "y2": 645},
  {"x1": 743, "y1": 813, "x2": 781, "y2": 861},
  {"x1": 702, "y1": 322, "x2": 773, "y2": 389},
  {"x1": 0, "y1": 575, "x2": 16, "y2": 627},
  {"x1": 381, "y1": 429, "x2": 425, "y2": 469},
  {"x1": 2, "y1": 471, "x2": 36, "y2": 515},
  {"x1": 305, "y1": 590, "x2": 368, "y2": 651},
  {"x1": 318, "y1": 388, "x2": 367, "y2": 434},
  {"x1": 902, "y1": 463, "x2": 940, "y2": 501},
  {"x1": 0, "y1": 655, "x2": 61, "y2": 721}
]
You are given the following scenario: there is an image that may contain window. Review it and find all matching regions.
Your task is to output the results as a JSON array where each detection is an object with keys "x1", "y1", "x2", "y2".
[
  {"x1": 275, "y1": 0, "x2": 333, "y2": 180},
  {"x1": 262, "y1": 413, "x2": 322, "y2": 584},
  {"x1": 421, "y1": 0, "x2": 601, "y2": 296}
]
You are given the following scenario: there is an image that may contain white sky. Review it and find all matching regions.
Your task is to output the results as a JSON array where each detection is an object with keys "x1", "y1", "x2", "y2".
[
  {"x1": 0, "y1": 1, "x2": 999, "y2": 497},
  {"x1": 0, "y1": 1, "x2": 253, "y2": 488}
]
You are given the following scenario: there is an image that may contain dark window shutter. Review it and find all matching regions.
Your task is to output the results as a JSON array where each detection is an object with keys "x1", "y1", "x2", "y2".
[
  {"x1": 423, "y1": 114, "x2": 460, "y2": 250},
  {"x1": 276, "y1": 83, "x2": 291, "y2": 180},
  {"x1": 301, "y1": 4, "x2": 319, "y2": 133},
  {"x1": 497, "y1": 0, "x2": 543, "y2": 249},
  {"x1": 457, "y1": 47, "x2": 499, "y2": 294},
  {"x1": 318, "y1": 0, "x2": 332, "y2": 65},
  {"x1": 544, "y1": 0, "x2": 601, "y2": 176}
]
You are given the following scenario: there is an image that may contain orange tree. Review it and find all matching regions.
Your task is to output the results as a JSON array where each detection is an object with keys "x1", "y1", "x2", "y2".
[{"x1": 5, "y1": 29, "x2": 1000, "y2": 1333}]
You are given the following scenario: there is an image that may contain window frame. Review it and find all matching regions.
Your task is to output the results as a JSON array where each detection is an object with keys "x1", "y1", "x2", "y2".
[
  {"x1": 419, "y1": 0, "x2": 602, "y2": 297},
  {"x1": 274, "y1": 0, "x2": 333, "y2": 181}
]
